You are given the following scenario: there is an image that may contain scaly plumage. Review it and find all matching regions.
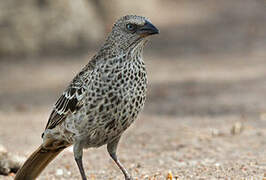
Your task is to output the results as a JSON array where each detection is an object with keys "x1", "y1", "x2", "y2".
[{"x1": 15, "y1": 15, "x2": 159, "y2": 180}]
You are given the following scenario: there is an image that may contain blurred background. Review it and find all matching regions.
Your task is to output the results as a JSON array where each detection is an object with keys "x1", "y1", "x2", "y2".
[{"x1": 0, "y1": 0, "x2": 266, "y2": 179}]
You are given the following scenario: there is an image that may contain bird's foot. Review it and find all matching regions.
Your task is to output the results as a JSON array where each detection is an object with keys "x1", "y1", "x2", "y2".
[{"x1": 125, "y1": 176, "x2": 133, "y2": 180}]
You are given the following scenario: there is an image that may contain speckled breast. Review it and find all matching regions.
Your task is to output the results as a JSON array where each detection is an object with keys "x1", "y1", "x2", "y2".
[{"x1": 64, "y1": 53, "x2": 147, "y2": 147}]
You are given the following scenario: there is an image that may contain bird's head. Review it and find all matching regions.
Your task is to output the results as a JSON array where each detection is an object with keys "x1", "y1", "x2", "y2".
[{"x1": 106, "y1": 15, "x2": 159, "y2": 52}]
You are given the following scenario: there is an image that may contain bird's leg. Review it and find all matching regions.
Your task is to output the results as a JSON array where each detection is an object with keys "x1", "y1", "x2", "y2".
[
  {"x1": 74, "y1": 142, "x2": 87, "y2": 180},
  {"x1": 107, "y1": 136, "x2": 133, "y2": 180}
]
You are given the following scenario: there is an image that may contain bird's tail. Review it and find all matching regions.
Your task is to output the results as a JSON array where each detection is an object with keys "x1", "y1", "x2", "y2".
[{"x1": 14, "y1": 145, "x2": 65, "y2": 180}]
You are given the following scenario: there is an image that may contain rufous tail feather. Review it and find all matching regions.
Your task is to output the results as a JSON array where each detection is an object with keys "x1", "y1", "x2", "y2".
[{"x1": 14, "y1": 145, "x2": 65, "y2": 180}]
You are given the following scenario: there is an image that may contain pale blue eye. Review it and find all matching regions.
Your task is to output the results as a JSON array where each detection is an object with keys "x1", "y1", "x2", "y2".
[{"x1": 126, "y1": 24, "x2": 135, "y2": 31}]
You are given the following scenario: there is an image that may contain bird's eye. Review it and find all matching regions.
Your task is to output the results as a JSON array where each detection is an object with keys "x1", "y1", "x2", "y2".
[{"x1": 126, "y1": 23, "x2": 136, "y2": 31}]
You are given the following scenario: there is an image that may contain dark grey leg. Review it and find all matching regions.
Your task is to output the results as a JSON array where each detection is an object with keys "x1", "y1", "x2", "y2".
[
  {"x1": 107, "y1": 136, "x2": 133, "y2": 180},
  {"x1": 74, "y1": 142, "x2": 87, "y2": 180}
]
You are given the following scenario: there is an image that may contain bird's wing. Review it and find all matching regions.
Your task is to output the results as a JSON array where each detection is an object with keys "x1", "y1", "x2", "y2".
[
  {"x1": 45, "y1": 76, "x2": 86, "y2": 130},
  {"x1": 44, "y1": 55, "x2": 98, "y2": 130}
]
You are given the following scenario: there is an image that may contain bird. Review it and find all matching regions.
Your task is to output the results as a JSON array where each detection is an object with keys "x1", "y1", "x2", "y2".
[{"x1": 14, "y1": 15, "x2": 159, "y2": 180}]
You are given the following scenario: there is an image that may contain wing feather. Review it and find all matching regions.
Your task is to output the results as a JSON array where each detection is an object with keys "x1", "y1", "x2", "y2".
[
  {"x1": 45, "y1": 86, "x2": 85, "y2": 130},
  {"x1": 44, "y1": 59, "x2": 96, "y2": 130}
]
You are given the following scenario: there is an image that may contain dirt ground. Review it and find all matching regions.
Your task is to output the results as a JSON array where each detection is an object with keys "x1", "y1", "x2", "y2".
[
  {"x1": 1, "y1": 0, "x2": 266, "y2": 179},
  {"x1": 1, "y1": 52, "x2": 266, "y2": 180}
]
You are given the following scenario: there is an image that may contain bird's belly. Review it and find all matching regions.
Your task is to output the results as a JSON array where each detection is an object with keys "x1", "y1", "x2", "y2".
[
  {"x1": 85, "y1": 93, "x2": 146, "y2": 147},
  {"x1": 63, "y1": 89, "x2": 146, "y2": 147}
]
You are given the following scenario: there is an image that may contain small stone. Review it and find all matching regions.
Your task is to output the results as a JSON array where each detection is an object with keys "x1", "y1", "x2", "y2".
[
  {"x1": 211, "y1": 129, "x2": 224, "y2": 137},
  {"x1": 260, "y1": 112, "x2": 266, "y2": 121},
  {"x1": 142, "y1": 174, "x2": 149, "y2": 179},
  {"x1": 136, "y1": 163, "x2": 141, "y2": 168},
  {"x1": 215, "y1": 163, "x2": 220, "y2": 167},
  {"x1": 167, "y1": 171, "x2": 173, "y2": 180},
  {"x1": 0, "y1": 144, "x2": 26, "y2": 175},
  {"x1": 231, "y1": 122, "x2": 244, "y2": 135},
  {"x1": 56, "y1": 169, "x2": 63, "y2": 176}
]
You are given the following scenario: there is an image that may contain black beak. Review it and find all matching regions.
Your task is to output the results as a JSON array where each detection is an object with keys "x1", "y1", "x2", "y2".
[{"x1": 137, "y1": 20, "x2": 159, "y2": 36}]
